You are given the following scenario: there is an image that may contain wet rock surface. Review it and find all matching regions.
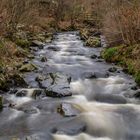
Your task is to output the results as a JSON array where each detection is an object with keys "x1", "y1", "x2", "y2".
[{"x1": 0, "y1": 32, "x2": 140, "y2": 140}]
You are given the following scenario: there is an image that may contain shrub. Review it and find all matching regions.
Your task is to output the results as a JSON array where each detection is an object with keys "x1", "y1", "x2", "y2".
[{"x1": 102, "y1": 47, "x2": 118, "y2": 62}]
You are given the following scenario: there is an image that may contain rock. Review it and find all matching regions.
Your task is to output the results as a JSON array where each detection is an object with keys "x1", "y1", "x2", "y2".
[
  {"x1": 15, "y1": 89, "x2": 43, "y2": 99},
  {"x1": 133, "y1": 90, "x2": 140, "y2": 98},
  {"x1": 84, "y1": 72, "x2": 109, "y2": 79},
  {"x1": 9, "y1": 74, "x2": 28, "y2": 87},
  {"x1": 19, "y1": 63, "x2": 38, "y2": 72},
  {"x1": 108, "y1": 67, "x2": 117, "y2": 73},
  {"x1": 86, "y1": 37, "x2": 101, "y2": 47},
  {"x1": 35, "y1": 75, "x2": 46, "y2": 82},
  {"x1": 47, "y1": 46, "x2": 60, "y2": 51},
  {"x1": 31, "y1": 40, "x2": 45, "y2": 48},
  {"x1": 45, "y1": 89, "x2": 72, "y2": 98},
  {"x1": 57, "y1": 103, "x2": 80, "y2": 117},
  {"x1": 41, "y1": 57, "x2": 47, "y2": 62},
  {"x1": 131, "y1": 86, "x2": 138, "y2": 90},
  {"x1": 0, "y1": 95, "x2": 3, "y2": 109},
  {"x1": 16, "y1": 90, "x2": 27, "y2": 97},
  {"x1": 90, "y1": 54, "x2": 97, "y2": 59}
]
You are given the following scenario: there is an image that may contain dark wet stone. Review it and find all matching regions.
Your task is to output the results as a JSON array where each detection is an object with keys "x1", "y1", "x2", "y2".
[
  {"x1": 35, "y1": 75, "x2": 46, "y2": 82},
  {"x1": 45, "y1": 89, "x2": 72, "y2": 98},
  {"x1": 131, "y1": 86, "x2": 138, "y2": 91},
  {"x1": 47, "y1": 46, "x2": 60, "y2": 51},
  {"x1": 133, "y1": 91, "x2": 140, "y2": 98},
  {"x1": 108, "y1": 67, "x2": 117, "y2": 73},
  {"x1": 9, "y1": 74, "x2": 28, "y2": 87},
  {"x1": 84, "y1": 72, "x2": 109, "y2": 79},
  {"x1": 16, "y1": 90, "x2": 28, "y2": 97},
  {"x1": 90, "y1": 54, "x2": 97, "y2": 59},
  {"x1": 41, "y1": 57, "x2": 47, "y2": 62},
  {"x1": 8, "y1": 89, "x2": 18, "y2": 94},
  {"x1": 58, "y1": 103, "x2": 80, "y2": 117}
]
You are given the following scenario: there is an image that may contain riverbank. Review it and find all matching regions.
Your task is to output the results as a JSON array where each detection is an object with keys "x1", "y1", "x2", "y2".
[
  {"x1": 102, "y1": 44, "x2": 140, "y2": 86},
  {"x1": 0, "y1": 26, "x2": 54, "y2": 91}
]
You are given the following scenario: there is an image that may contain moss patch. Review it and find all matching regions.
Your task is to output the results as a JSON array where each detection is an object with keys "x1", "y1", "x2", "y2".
[
  {"x1": 102, "y1": 44, "x2": 140, "y2": 85},
  {"x1": 15, "y1": 39, "x2": 31, "y2": 48}
]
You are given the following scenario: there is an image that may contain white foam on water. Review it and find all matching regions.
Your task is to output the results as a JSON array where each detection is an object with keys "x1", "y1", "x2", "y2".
[{"x1": 53, "y1": 133, "x2": 112, "y2": 140}]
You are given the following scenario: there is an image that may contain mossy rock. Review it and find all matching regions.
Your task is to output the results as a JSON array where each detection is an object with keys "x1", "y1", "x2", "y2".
[
  {"x1": 19, "y1": 63, "x2": 38, "y2": 72},
  {"x1": 86, "y1": 37, "x2": 101, "y2": 47},
  {"x1": 15, "y1": 39, "x2": 31, "y2": 48}
]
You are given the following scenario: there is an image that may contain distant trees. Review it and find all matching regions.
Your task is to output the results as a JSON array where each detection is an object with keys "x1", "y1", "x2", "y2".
[{"x1": 91, "y1": 0, "x2": 140, "y2": 46}]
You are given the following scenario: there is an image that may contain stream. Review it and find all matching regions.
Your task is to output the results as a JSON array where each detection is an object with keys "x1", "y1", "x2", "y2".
[{"x1": 1, "y1": 31, "x2": 140, "y2": 140}]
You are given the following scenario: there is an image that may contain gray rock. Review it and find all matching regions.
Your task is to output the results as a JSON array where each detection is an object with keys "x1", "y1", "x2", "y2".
[
  {"x1": 32, "y1": 40, "x2": 45, "y2": 47},
  {"x1": 58, "y1": 103, "x2": 80, "y2": 117},
  {"x1": 45, "y1": 89, "x2": 72, "y2": 98},
  {"x1": 84, "y1": 72, "x2": 109, "y2": 79},
  {"x1": 108, "y1": 67, "x2": 117, "y2": 73}
]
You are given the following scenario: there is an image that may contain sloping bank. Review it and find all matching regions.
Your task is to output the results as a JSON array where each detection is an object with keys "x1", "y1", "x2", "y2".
[
  {"x1": 102, "y1": 44, "x2": 140, "y2": 86},
  {"x1": 80, "y1": 28, "x2": 140, "y2": 86},
  {"x1": 0, "y1": 29, "x2": 53, "y2": 91}
]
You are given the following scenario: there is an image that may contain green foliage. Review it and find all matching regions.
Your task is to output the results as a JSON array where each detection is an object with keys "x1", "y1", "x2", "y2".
[
  {"x1": 135, "y1": 72, "x2": 140, "y2": 86},
  {"x1": 15, "y1": 39, "x2": 30, "y2": 48},
  {"x1": 102, "y1": 47, "x2": 118, "y2": 61}
]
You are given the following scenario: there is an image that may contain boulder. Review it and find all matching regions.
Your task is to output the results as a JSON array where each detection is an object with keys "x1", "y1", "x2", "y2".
[
  {"x1": 57, "y1": 103, "x2": 80, "y2": 117},
  {"x1": 19, "y1": 63, "x2": 38, "y2": 72}
]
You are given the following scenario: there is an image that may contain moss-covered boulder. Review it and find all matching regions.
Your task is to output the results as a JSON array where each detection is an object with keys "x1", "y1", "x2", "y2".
[
  {"x1": 86, "y1": 37, "x2": 101, "y2": 47},
  {"x1": 19, "y1": 63, "x2": 38, "y2": 72}
]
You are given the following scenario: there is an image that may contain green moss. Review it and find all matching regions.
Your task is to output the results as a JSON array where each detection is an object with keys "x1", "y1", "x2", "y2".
[
  {"x1": 135, "y1": 72, "x2": 140, "y2": 86},
  {"x1": 102, "y1": 47, "x2": 118, "y2": 61},
  {"x1": 15, "y1": 39, "x2": 30, "y2": 48}
]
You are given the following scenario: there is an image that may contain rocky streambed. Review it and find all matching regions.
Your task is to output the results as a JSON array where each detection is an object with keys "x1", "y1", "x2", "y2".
[{"x1": 0, "y1": 32, "x2": 140, "y2": 140}]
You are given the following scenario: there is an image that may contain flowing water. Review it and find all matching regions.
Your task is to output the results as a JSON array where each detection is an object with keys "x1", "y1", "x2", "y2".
[{"x1": 1, "y1": 32, "x2": 140, "y2": 140}]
